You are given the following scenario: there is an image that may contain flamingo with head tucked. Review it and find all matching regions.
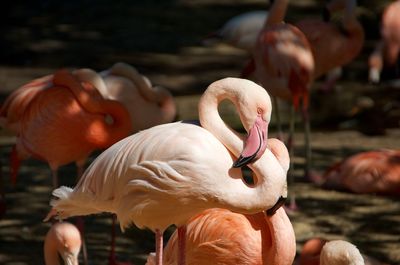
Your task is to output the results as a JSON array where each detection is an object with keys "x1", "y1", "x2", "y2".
[
  {"x1": 74, "y1": 62, "x2": 176, "y2": 133},
  {"x1": 310, "y1": 149, "x2": 400, "y2": 196},
  {"x1": 44, "y1": 222, "x2": 82, "y2": 265},
  {"x1": 369, "y1": 0, "x2": 400, "y2": 83},
  {"x1": 45, "y1": 77, "x2": 289, "y2": 265},
  {"x1": 145, "y1": 139, "x2": 294, "y2": 265},
  {"x1": 8, "y1": 70, "x2": 132, "y2": 188}
]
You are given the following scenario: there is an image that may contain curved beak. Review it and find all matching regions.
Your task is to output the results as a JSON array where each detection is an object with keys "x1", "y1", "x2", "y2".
[{"x1": 233, "y1": 116, "x2": 268, "y2": 168}]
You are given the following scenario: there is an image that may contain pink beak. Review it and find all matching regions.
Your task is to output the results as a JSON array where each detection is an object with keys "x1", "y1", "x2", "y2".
[{"x1": 233, "y1": 115, "x2": 268, "y2": 168}]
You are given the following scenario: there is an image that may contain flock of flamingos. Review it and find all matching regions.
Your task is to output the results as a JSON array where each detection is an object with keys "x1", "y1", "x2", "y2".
[{"x1": 1, "y1": 0, "x2": 399, "y2": 264}]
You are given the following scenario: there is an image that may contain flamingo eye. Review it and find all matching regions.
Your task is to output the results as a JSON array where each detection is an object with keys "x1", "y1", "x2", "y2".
[
  {"x1": 257, "y1": 107, "x2": 263, "y2": 114},
  {"x1": 241, "y1": 165, "x2": 255, "y2": 186}
]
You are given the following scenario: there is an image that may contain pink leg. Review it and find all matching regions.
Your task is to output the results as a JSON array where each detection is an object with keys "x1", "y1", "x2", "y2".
[
  {"x1": 155, "y1": 229, "x2": 163, "y2": 265},
  {"x1": 177, "y1": 226, "x2": 187, "y2": 265},
  {"x1": 75, "y1": 216, "x2": 89, "y2": 265},
  {"x1": 109, "y1": 215, "x2": 117, "y2": 265}
]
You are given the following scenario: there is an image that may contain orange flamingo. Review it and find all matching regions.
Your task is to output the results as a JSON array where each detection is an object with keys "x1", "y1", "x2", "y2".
[
  {"x1": 369, "y1": 0, "x2": 400, "y2": 83},
  {"x1": 146, "y1": 206, "x2": 295, "y2": 265},
  {"x1": 245, "y1": 0, "x2": 314, "y2": 209},
  {"x1": 4, "y1": 70, "x2": 132, "y2": 188},
  {"x1": 296, "y1": 0, "x2": 364, "y2": 88},
  {"x1": 44, "y1": 222, "x2": 82, "y2": 265},
  {"x1": 310, "y1": 149, "x2": 400, "y2": 196},
  {"x1": 297, "y1": 238, "x2": 389, "y2": 265}
]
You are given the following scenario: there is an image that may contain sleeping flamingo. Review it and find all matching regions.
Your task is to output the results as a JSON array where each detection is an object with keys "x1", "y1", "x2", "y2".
[
  {"x1": 74, "y1": 62, "x2": 176, "y2": 133},
  {"x1": 146, "y1": 206, "x2": 294, "y2": 265},
  {"x1": 310, "y1": 149, "x2": 400, "y2": 196},
  {"x1": 296, "y1": 0, "x2": 364, "y2": 88},
  {"x1": 5, "y1": 70, "x2": 132, "y2": 188},
  {"x1": 369, "y1": 0, "x2": 400, "y2": 83},
  {"x1": 145, "y1": 140, "x2": 293, "y2": 265},
  {"x1": 45, "y1": 77, "x2": 289, "y2": 265},
  {"x1": 44, "y1": 222, "x2": 82, "y2": 265},
  {"x1": 297, "y1": 237, "x2": 389, "y2": 265},
  {"x1": 246, "y1": 0, "x2": 314, "y2": 209}
]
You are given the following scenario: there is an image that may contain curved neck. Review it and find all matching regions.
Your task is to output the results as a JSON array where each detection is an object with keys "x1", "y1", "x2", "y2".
[
  {"x1": 198, "y1": 82, "x2": 247, "y2": 158},
  {"x1": 262, "y1": 208, "x2": 296, "y2": 265},
  {"x1": 72, "y1": 68, "x2": 109, "y2": 97},
  {"x1": 266, "y1": 0, "x2": 289, "y2": 26}
]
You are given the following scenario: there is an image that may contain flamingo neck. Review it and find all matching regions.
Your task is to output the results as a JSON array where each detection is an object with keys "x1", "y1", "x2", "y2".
[
  {"x1": 266, "y1": 0, "x2": 289, "y2": 26},
  {"x1": 262, "y1": 208, "x2": 296, "y2": 265},
  {"x1": 198, "y1": 83, "x2": 247, "y2": 158},
  {"x1": 44, "y1": 241, "x2": 61, "y2": 265}
]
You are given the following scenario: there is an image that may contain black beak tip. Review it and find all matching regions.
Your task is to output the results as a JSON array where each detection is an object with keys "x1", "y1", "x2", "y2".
[{"x1": 266, "y1": 196, "x2": 287, "y2": 216}]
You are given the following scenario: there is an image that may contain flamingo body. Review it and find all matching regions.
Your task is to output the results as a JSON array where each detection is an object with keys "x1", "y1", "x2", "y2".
[
  {"x1": 15, "y1": 70, "x2": 132, "y2": 172},
  {"x1": 315, "y1": 149, "x2": 400, "y2": 195},
  {"x1": 147, "y1": 206, "x2": 295, "y2": 265},
  {"x1": 295, "y1": 17, "x2": 364, "y2": 80},
  {"x1": 253, "y1": 22, "x2": 314, "y2": 107}
]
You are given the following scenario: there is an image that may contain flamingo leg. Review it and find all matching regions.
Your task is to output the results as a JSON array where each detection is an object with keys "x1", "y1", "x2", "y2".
[
  {"x1": 272, "y1": 97, "x2": 284, "y2": 141},
  {"x1": 177, "y1": 226, "x2": 187, "y2": 265},
  {"x1": 286, "y1": 105, "x2": 297, "y2": 211},
  {"x1": 155, "y1": 229, "x2": 164, "y2": 265},
  {"x1": 302, "y1": 106, "x2": 312, "y2": 179}
]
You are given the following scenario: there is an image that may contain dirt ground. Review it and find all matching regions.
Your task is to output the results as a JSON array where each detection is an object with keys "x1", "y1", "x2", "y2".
[{"x1": 0, "y1": 1, "x2": 399, "y2": 265}]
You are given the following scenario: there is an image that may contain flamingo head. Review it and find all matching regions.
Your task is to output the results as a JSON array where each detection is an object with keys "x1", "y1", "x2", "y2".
[{"x1": 233, "y1": 95, "x2": 271, "y2": 168}]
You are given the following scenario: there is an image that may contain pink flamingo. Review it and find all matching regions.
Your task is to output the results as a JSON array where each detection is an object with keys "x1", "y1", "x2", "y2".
[
  {"x1": 310, "y1": 149, "x2": 400, "y2": 196},
  {"x1": 145, "y1": 139, "x2": 294, "y2": 265},
  {"x1": 369, "y1": 0, "x2": 400, "y2": 83},
  {"x1": 74, "y1": 62, "x2": 176, "y2": 133},
  {"x1": 44, "y1": 222, "x2": 82, "y2": 265},
  {"x1": 296, "y1": 0, "x2": 364, "y2": 90},
  {"x1": 296, "y1": 238, "x2": 389, "y2": 265},
  {"x1": 45, "y1": 77, "x2": 289, "y2": 265}
]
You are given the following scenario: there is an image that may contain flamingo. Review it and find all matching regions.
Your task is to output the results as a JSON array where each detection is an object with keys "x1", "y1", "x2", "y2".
[
  {"x1": 295, "y1": 0, "x2": 364, "y2": 88},
  {"x1": 310, "y1": 149, "x2": 400, "y2": 196},
  {"x1": 44, "y1": 222, "x2": 82, "y2": 265},
  {"x1": 369, "y1": 0, "x2": 400, "y2": 83},
  {"x1": 245, "y1": 0, "x2": 314, "y2": 209},
  {"x1": 145, "y1": 139, "x2": 294, "y2": 265},
  {"x1": 74, "y1": 62, "x2": 176, "y2": 133},
  {"x1": 146, "y1": 206, "x2": 294, "y2": 265},
  {"x1": 6, "y1": 69, "x2": 132, "y2": 188},
  {"x1": 44, "y1": 77, "x2": 289, "y2": 265},
  {"x1": 297, "y1": 238, "x2": 389, "y2": 265}
]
